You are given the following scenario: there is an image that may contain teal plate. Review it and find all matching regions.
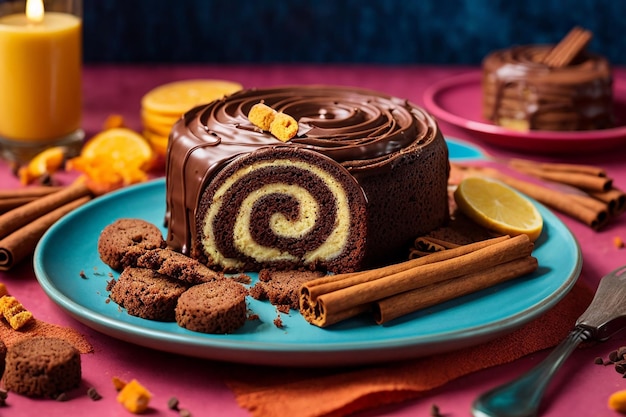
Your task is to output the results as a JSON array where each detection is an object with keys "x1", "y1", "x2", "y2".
[{"x1": 33, "y1": 139, "x2": 580, "y2": 366}]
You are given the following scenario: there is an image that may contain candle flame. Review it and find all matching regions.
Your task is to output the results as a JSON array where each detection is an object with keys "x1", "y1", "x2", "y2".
[{"x1": 26, "y1": 0, "x2": 45, "y2": 24}]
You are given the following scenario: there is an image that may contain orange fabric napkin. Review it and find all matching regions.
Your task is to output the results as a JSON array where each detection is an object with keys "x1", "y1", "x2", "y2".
[{"x1": 224, "y1": 280, "x2": 593, "y2": 417}]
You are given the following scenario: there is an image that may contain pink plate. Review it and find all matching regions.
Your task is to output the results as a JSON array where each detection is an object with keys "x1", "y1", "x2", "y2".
[{"x1": 423, "y1": 71, "x2": 626, "y2": 154}]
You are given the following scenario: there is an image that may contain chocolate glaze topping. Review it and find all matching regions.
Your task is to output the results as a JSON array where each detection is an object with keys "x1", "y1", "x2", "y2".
[
  {"x1": 165, "y1": 85, "x2": 441, "y2": 255},
  {"x1": 482, "y1": 45, "x2": 613, "y2": 130}
]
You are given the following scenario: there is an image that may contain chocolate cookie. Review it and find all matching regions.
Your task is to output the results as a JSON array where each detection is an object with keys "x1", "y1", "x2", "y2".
[
  {"x1": 3, "y1": 337, "x2": 81, "y2": 398},
  {"x1": 110, "y1": 267, "x2": 189, "y2": 321},
  {"x1": 175, "y1": 280, "x2": 248, "y2": 334},
  {"x1": 98, "y1": 218, "x2": 166, "y2": 270},
  {"x1": 0, "y1": 338, "x2": 6, "y2": 379}
]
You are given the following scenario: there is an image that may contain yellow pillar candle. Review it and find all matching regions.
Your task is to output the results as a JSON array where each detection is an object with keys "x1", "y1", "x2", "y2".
[{"x1": 0, "y1": 2, "x2": 81, "y2": 143}]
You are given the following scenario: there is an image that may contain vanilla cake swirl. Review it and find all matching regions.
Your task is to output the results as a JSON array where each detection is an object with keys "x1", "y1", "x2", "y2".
[
  {"x1": 482, "y1": 45, "x2": 613, "y2": 131},
  {"x1": 165, "y1": 85, "x2": 449, "y2": 272}
]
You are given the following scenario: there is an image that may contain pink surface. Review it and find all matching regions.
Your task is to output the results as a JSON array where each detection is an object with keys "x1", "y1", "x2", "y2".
[{"x1": 1, "y1": 65, "x2": 626, "y2": 417}]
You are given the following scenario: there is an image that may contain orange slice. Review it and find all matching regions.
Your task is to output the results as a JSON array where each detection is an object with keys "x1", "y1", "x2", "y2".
[
  {"x1": 141, "y1": 79, "x2": 242, "y2": 116},
  {"x1": 454, "y1": 176, "x2": 544, "y2": 242},
  {"x1": 141, "y1": 109, "x2": 179, "y2": 127},
  {"x1": 81, "y1": 128, "x2": 154, "y2": 170}
]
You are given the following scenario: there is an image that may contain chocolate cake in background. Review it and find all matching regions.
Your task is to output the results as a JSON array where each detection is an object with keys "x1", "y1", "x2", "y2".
[
  {"x1": 482, "y1": 43, "x2": 614, "y2": 131},
  {"x1": 165, "y1": 85, "x2": 450, "y2": 273}
]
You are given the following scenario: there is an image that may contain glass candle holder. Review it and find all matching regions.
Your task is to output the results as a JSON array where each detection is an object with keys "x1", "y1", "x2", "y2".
[{"x1": 0, "y1": 0, "x2": 83, "y2": 164}]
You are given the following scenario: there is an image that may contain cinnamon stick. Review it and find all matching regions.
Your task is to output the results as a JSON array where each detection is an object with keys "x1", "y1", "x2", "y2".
[
  {"x1": 0, "y1": 181, "x2": 91, "y2": 240},
  {"x1": 303, "y1": 235, "x2": 509, "y2": 302},
  {"x1": 0, "y1": 186, "x2": 63, "y2": 199},
  {"x1": 452, "y1": 164, "x2": 611, "y2": 230},
  {"x1": 509, "y1": 158, "x2": 607, "y2": 177},
  {"x1": 510, "y1": 165, "x2": 612, "y2": 192},
  {"x1": 543, "y1": 27, "x2": 592, "y2": 68},
  {"x1": 494, "y1": 173, "x2": 610, "y2": 230},
  {"x1": 0, "y1": 197, "x2": 37, "y2": 213},
  {"x1": 410, "y1": 236, "x2": 461, "y2": 258},
  {"x1": 589, "y1": 188, "x2": 626, "y2": 216},
  {"x1": 374, "y1": 256, "x2": 538, "y2": 324},
  {"x1": 300, "y1": 235, "x2": 532, "y2": 327},
  {"x1": 0, "y1": 196, "x2": 91, "y2": 271}
]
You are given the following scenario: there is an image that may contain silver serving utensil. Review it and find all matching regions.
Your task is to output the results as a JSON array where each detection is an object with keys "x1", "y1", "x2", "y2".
[{"x1": 472, "y1": 264, "x2": 626, "y2": 417}]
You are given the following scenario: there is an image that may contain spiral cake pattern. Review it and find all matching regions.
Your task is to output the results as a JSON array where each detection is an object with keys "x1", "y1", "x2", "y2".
[
  {"x1": 482, "y1": 45, "x2": 614, "y2": 131},
  {"x1": 196, "y1": 147, "x2": 366, "y2": 272},
  {"x1": 166, "y1": 85, "x2": 450, "y2": 272}
]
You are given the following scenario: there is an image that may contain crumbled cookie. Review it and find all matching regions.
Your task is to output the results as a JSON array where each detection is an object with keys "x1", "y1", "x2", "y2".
[
  {"x1": 249, "y1": 269, "x2": 324, "y2": 310},
  {"x1": 136, "y1": 248, "x2": 224, "y2": 285}
]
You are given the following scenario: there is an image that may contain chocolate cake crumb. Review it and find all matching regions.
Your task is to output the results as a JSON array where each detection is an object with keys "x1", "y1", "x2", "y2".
[
  {"x1": 230, "y1": 273, "x2": 252, "y2": 284},
  {"x1": 167, "y1": 396, "x2": 180, "y2": 410},
  {"x1": 79, "y1": 270, "x2": 87, "y2": 279},
  {"x1": 273, "y1": 316, "x2": 283, "y2": 328},
  {"x1": 87, "y1": 386, "x2": 102, "y2": 400},
  {"x1": 106, "y1": 278, "x2": 116, "y2": 291}
]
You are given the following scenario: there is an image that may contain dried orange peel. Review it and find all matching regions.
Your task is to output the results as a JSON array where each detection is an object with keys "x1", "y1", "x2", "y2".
[
  {"x1": 18, "y1": 146, "x2": 66, "y2": 185},
  {"x1": 115, "y1": 378, "x2": 152, "y2": 414},
  {"x1": 67, "y1": 127, "x2": 154, "y2": 195}
]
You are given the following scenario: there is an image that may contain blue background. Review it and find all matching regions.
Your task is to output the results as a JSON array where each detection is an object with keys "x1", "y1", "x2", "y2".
[{"x1": 81, "y1": 0, "x2": 626, "y2": 64}]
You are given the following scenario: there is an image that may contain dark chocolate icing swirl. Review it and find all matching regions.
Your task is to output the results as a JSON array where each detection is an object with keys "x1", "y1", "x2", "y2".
[{"x1": 166, "y1": 85, "x2": 441, "y2": 255}]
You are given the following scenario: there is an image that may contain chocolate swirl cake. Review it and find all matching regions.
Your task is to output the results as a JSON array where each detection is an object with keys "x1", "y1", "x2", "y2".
[
  {"x1": 166, "y1": 85, "x2": 449, "y2": 273},
  {"x1": 482, "y1": 45, "x2": 613, "y2": 131}
]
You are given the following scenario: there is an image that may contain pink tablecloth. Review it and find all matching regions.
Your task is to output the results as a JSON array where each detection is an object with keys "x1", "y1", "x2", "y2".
[{"x1": 1, "y1": 65, "x2": 626, "y2": 416}]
